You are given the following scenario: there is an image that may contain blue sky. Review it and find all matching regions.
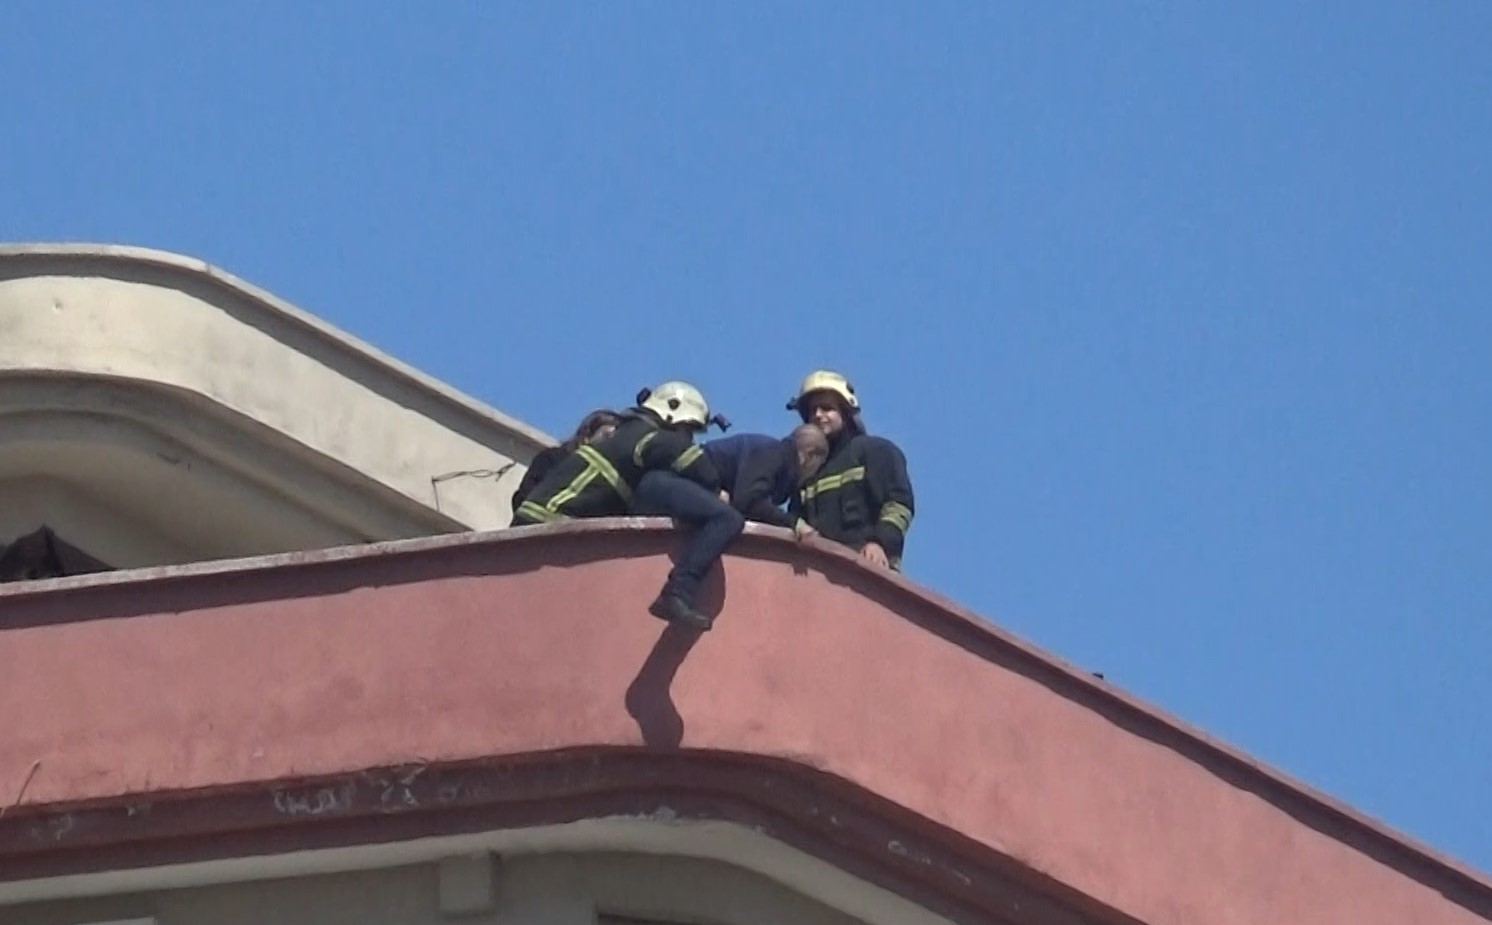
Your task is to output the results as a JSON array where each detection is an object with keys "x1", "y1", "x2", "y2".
[{"x1": 4, "y1": 4, "x2": 1490, "y2": 870}]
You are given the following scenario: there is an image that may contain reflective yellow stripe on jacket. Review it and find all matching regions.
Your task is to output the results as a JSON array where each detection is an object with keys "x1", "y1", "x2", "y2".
[
  {"x1": 544, "y1": 444, "x2": 631, "y2": 513},
  {"x1": 632, "y1": 431, "x2": 657, "y2": 467},
  {"x1": 516, "y1": 500, "x2": 568, "y2": 523},
  {"x1": 878, "y1": 501, "x2": 913, "y2": 533},
  {"x1": 801, "y1": 465, "x2": 866, "y2": 501},
  {"x1": 577, "y1": 444, "x2": 631, "y2": 504},
  {"x1": 671, "y1": 444, "x2": 703, "y2": 473}
]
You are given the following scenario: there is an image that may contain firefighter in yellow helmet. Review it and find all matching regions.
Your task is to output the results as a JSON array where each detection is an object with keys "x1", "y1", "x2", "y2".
[
  {"x1": 787, "y1": 370, "x2": 915, "y2": 569},
  {"x1": 512, "y1": 380, "x2": 739, "y2": 631}
]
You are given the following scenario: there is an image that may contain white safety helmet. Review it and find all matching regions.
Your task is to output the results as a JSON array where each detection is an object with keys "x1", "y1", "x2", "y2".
[
  {"x1": 788, "y1": 369, "x2": 865, "y2": 434},
  {"x1": 639, "y1": 380, "x2": 710, "y2": 429},
  {"x1": 788, "y1": 369, "x2": 859, "y2": 413}
]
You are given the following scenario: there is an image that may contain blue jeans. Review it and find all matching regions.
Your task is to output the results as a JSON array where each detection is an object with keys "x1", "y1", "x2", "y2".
[{"x1": 634, "y1": 471, "x2": 746, "y2": 605}]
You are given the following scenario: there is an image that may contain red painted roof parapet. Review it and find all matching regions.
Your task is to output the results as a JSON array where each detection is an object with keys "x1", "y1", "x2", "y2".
[{"x1": 1, "y1": 520, "x2": 1489, "y2": 925}]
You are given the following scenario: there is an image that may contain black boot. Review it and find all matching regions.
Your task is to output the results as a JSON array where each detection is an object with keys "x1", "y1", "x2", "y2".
[{"x1": 648, "y1": 591, "x2": 713, "y2": 631}]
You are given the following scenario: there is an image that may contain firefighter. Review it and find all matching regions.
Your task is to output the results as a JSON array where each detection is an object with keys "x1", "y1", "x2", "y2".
[
  {"x1": 510, "y1": 409, "x2": 620, "y2": 516},
  {"x1": 787, "y1": 370, "x2": 914, "y2": 569},
  {"x1": 704, "y1": 423, "x2": 828, "y2": 535},
  {"x1": 511, "y1": 380, "x2": 729, "y2": 631}
]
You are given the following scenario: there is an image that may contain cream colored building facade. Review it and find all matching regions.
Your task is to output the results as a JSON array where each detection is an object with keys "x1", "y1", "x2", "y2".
[{"x1": 0, "y1": 244, "x2": 549, "y2": 570}]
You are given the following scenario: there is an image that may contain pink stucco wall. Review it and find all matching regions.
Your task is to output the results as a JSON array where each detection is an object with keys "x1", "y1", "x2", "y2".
[{"x1": 1, "y1": 521, "x2": 1487, "y2": 925}]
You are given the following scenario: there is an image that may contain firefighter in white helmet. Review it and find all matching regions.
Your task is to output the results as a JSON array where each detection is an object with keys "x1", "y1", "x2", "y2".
[
  {"x1": 512, "y1": 380, "x2": 738, "y2": 630},
  {"x1": 787, "y1": 370, "x2": 915, "y2": 569}
]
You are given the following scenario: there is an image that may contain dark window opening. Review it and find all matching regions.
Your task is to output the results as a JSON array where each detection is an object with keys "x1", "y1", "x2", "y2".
[{"x1": 0, "y1": 525, "x2": 115, "y2": 584}]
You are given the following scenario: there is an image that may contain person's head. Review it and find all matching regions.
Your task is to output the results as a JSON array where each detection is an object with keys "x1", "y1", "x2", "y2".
[
  {"x1": 637, "y1": 380, "x2": 711, "y2": 438},
  {"x1": 565, "y1": 409, "x2": 620, "y2": 450},
  {"x1": 790, "y1": 423, "x2": 830, "y2": 485},
  {"x1": 787, "y1": 370, "x2": 862, "y2": 440}
]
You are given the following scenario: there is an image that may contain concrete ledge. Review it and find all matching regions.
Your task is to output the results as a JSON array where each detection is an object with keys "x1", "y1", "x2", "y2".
[
  {"x1": 0, "y1": 244, "x2": 550, "y2": 529},
  {"x1": 1, "y1": 520, "x2": 1488, "y2": 925},
  {"x1": 0, "y1": 373, "x2": 467, "y2": 564}
]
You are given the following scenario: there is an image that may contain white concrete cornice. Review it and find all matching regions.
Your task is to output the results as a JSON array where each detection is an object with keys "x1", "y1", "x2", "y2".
[
  {"x1": 0, "y1": 242, "x2": 554, "y2": 450},
  {"x1": 0, "y1": 243, "x2": 553, "y2": 533}
]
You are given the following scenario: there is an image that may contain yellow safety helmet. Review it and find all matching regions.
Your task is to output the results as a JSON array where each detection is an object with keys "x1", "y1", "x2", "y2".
[
  {"x1": 787, "y1": 369, "x2": 859, "y2": 414},
  {"x1": 639, "y1": 380, "x2": 710, "y2": 429}
]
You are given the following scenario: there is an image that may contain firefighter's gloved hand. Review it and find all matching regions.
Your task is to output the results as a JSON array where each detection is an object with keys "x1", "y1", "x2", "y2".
[{"x1": 859, "y1": 541, "x2": 890, "y2": 568}]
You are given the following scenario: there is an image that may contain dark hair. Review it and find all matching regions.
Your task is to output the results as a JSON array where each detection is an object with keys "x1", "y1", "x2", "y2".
[{"x1": 562, "y1": 409, "x2": 621, "y2": 450}]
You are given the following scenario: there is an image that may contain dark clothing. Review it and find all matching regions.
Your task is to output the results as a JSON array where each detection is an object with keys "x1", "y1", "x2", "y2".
[
  {"x1": 510, "y1": 445, "x2": 570, "y2": 516},
  {"x1": 511, "y1": 408, "x2": 721, "y2": 525},
  {"x1": 634, "y1": 470, "x2": 746, "y2": 604},
  {"x1": 791, "y1": 432, "x2": 914, "y2": 566},
  {"x1": 702, "y1": 433, "x2": 799, "y2": 529}
]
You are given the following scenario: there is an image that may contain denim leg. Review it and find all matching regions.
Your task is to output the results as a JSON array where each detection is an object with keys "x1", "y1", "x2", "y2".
[{"x1": 634, "y1": 471, "x2": 746, "y2": 603}]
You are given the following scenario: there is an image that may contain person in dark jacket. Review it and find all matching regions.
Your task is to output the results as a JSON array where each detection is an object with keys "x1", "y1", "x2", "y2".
[
  {"x1": 704, "y1": 424, "x2": 828, "y2": 537},
  {"x1": 510, "y1": 409, "x2": 620, "y2": 516},
  {"x1": 787, "y1": 370, "x2": 915, "y2": 570},
  {"x1": 512, "y1": 380, "x2": 733, "y2": 631}
]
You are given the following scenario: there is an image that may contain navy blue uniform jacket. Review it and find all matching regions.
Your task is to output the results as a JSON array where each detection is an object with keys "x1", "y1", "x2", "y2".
[{"x1": 703, "y1": 434, "x2": 798, "y2": 528}]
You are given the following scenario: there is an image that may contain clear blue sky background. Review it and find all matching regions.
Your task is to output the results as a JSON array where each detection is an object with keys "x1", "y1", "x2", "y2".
[{"x1": 4, "y1": 3, "x2": 1489, "y2": 871}]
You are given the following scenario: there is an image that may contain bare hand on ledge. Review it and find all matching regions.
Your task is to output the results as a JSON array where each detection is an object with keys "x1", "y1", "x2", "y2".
[
  {"x1": 859, "y1": 541, "x2": 890, "y2": 568},
  {"x1": 793, "y1": 520, "x2": 818, "y2": 542}
]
